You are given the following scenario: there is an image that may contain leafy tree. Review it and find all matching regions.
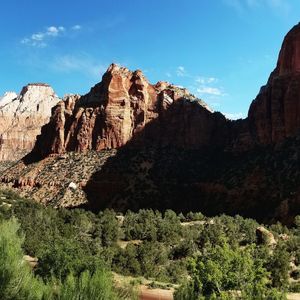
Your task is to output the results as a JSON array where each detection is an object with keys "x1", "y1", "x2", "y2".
[
  {"x1": 0, "y1": 218, "x2": 48, "y2": 300},
  {"x1": 98, "y1": 209, "x2": 122, "y2": 246},
  {"x1": 268, "y1": 245, "x2": 290, "y2": 289},
  {"x1": 157, "y1": 210, "x2": 182, "y2": 244},
  {"x1": 55, "y1": 269, "x2": 118, "y2": 300},
  {"x1": 113, "y1": 244, "x2": 141, "y2": 275},
  {"x1": 174, "y1": 242, "x2": 286, "y2": 299},
  {"x1": 36, "y1": 236, "x2": 103, "y2": 279},
  {"x1": 138, "y1": 241, "x2": 168, "y2": 279},
  {"x1": 123, "y1": 209, "x2": 160, "y2": 241}
]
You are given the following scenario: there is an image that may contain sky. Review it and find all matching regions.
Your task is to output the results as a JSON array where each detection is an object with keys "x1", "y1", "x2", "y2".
[{"x1": 0, "y1": 0, "x2": 300, "y2": 119}]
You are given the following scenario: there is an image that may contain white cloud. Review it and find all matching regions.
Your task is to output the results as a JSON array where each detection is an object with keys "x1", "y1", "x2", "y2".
[
  {"x1": 224, "y1": 112, "x2": 245, "y2": 120},
  {"x1": 196, "y1": 87, "x2": 223, "y2": 96},
  {"x1": 196, "y1": 77, "x2": 217, "y2": 84},
  {"x1": 21, "y1": 25, "x2": 81, "y2": 47},
  {"x1": 72, "y1": 25, "x2": 82, "y2": 30},
  {"x1": 223, "y1": 0, "x2": 290, "y2": 14},
  {"x1": 193, "y1": 75, "x2": 225, "y2": 97},
  {"x1": 50, "y1": 54, "x2": 106, "y2": 79},
  {"x1": 176, "y1": 66, "x2": 187, "y2": 77},
  {"x1": 47, "y1": 26, "x2": 65, "y2": 37},
  {"x1": 31, "y1": 33, "x2": 45, "y2": 41}
]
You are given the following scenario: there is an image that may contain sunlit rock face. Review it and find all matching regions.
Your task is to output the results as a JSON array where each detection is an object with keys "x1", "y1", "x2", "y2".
[
  {"x1": 5, "y1": 24, "x2": 300, "y2": 160},
  {"x1": 248, "y1": 23, "x2": 300, "y2": 144},
  {"x1": 0, "y1": 84, "x2": 60, "y2": 161},
  {"x1": 277, "y1": 23, "x2": 300, "y2": 76},
  {"x1": 33, "y1": 63, "x2": 230, "y2": 158},
  {"x1": 4, "y1": 24, "x2": 300, "y2": 225}
]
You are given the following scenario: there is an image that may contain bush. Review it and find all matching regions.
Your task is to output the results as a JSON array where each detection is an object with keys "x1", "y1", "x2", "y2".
[
  {"x1": 55, "y1": 269, "x2": 118, "y2": 300},
  {"x1": 0, "y1": 218, "x2": 48, "y2": 300},
  {"x1": 174, "y1": 242, "x2": 285, "y2": 299}
]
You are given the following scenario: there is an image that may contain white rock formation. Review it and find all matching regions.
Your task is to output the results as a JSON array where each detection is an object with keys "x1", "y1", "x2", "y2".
[
  {"x1": 0, "y1": 92, "x2": 18, "y2": 107},
  {"x1": 0, "y1": 84, "x2": 60, "y2": 161}
]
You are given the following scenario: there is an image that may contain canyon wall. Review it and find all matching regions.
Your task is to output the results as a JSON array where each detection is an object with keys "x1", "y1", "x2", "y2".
[{"x1": 0, "y1": 84, "x2": 60, "y2": 160}]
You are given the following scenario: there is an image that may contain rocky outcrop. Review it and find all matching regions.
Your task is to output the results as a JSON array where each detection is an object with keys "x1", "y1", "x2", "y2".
[
  {"x1": 30, "y1": 23, "x2": 300, "y2": 158},
  {"x1": 32, "y1": 64, "x2": 230, "y2": 158},
  {"x1": 3, "y1": 23, "x2": 300, "y2": 224},
  {"x1": 0, "y1": 84, "x2": 60, "y2": 161},
  {"x1": 256, "y1": 226, "x2": 277, "y2": 247},
  {"x1": 248, "y1": 23, "x2": 300, "y2": 144}
]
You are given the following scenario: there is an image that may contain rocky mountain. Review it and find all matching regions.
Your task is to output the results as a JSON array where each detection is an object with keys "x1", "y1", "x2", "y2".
[
  {"x1": 0, "y1": 84, "x2": 60, "y2": 161},
  {"x1": 30, "y1": 64, "x2": 230, "y2": 159},
  {"x1": 248, "y1": 23, "x2": 300, "y2": 145},
  {"x1": 2, "y1": 23, "x2": 300, "y2": 224}
]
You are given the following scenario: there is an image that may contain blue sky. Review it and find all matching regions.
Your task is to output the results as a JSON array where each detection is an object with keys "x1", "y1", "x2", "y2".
[{"x1": 1, "y1": 0, "x2": 300, "y2": 119}]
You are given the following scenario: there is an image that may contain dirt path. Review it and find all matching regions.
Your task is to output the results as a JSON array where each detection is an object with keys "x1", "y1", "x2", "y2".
[
  {"x1": 139, "y1": 286, "x2": 173, "y2": 300},
  {"x1": 287, "y1": 293, "x2": 300, "y2": 300}
]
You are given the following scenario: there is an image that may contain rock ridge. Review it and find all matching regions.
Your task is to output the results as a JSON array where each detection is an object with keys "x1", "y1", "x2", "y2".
[{"x1": 0, "y1": 84, "x2": 60, "y2": 161}]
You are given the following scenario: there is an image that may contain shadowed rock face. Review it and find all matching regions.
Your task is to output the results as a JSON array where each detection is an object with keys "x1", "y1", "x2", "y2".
[{"x1": 0, "y1": 84, "x2": 60, "y2": 161}]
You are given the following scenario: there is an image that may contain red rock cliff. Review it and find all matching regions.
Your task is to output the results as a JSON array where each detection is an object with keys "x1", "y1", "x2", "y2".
[
  {"x1": 30, "y1": 23, "x2": 300, "y2": 157},
  {"x1": 248, "y1": 23, "x2": 300, "y2": 144},
  {"x1": 33, "y1": 64, "x2": 230, "y2": 157}
]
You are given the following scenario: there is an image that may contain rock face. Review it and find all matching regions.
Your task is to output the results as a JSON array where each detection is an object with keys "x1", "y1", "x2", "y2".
[
  {"x1": 3, "y1": 23, "x2": 300, "y2": 224},
  {"x1": 0, "y1": 84, "x2": 60, "y2": 161},
  {"x1": 30, "y1": 24, "x2": 300, "y2": 158},
  {"x1": 256, "y1": 226, "x2": 277, "y2": 247},
  {"x1": 32, "y1": 64, "x2": 230, "y2": 158},
  {"x1": 248, "y1": 23, "x2": 300, "y2": 144}
]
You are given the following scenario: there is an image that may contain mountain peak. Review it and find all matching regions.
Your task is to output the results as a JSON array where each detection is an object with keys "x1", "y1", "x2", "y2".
[
  {"x1": 277, "y1": 22, "x2": 300, "y2": 75},
  {"x1": 0, "y1": 84, "x2": 60, "y2": 160}
]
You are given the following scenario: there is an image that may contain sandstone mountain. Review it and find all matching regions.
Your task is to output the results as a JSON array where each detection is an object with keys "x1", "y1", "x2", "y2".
[
  {"x1": 30, "y1": 64, "x2": 230, "y2": 158},
  {"x1": 248, "y1": 23, "x2": 300, "y2": 144},
  {"x1": 2, "y1": 23, "x2": 300, "y2": 224},
  {"x1": 0, "y1": 84, "x2": 60, "y2": 161}
]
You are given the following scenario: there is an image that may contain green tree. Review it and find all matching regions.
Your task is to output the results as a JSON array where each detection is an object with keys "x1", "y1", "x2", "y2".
[
  {"x1": 98, "y1": 209, "x2": 122, "y2": 247},
  {"x1": 174, "y1": 242, "x2": 285, "y2": 299},
  {"x1": 55, "y1": 269, "x2": 118, "y2": 300},
  {"x1": 0, "y1": 218, "x2": 48, "y2": 300},
  {"x1": 268, "y1": 245, "x2": 290, "y2": 289}
]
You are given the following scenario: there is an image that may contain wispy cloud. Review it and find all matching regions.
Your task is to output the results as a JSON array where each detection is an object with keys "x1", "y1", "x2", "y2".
[
  {"x1": 165, "y1": 72, "x2": 172, "y2": 78},
  {"x1": 194, "y1": 76, "x2": 225, "y2": 97},
  {"x1": 21, "y1": 25, "x2": 82, "y2": 47},
  {"x1": 196, "y1": 77, "x2": 218, "y2": 85},
  {"x1": 50, "y1": 54, "x2": 106, "y2": 80},
  {"x1": 223, "y1": 0, "x2": 290, "y2": 14},
  {"x1": 176, "y1": 66, "x2": 188, "y2": 77},
  {"x1": 167, "y1": 67, "x2": 226, "y2": 99},
  {"x1": 71, "y1": 25, "x2": 82, "y2": 31},
  {"x1": 224, "y1": 112, "x2": 245, "y2": 120},
  {"x1": 196, "y1": 86, "x2": 224, "y2": 96}
]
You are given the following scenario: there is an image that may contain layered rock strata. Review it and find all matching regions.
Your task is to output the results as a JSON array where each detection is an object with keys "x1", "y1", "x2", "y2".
[
  {"x1": 0, "y1": 84, "x2": 60, "y2": 160},
  {"x1": 32, "y1": 64, "x2": 230, "y2": 158}
]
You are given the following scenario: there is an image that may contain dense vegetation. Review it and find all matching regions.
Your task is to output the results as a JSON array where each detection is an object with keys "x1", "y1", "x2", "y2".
[
  {"x1": 84, "y1": 142, "x2": 300, "y2": 224},
  {"x1": 0, "y1": 189, "x2": 299, "y2": 299}
]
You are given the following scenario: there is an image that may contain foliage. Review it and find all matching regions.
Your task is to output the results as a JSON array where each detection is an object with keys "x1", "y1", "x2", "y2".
[
  {"x1": 174, "y1": 242, "x2": 286, "y2": 299},
  {"x1": 54, "y1": 269, "x2": 118, "y2": 300},
  {"x1": 0, "y1": 217, "x2": 48, "y2": 300},
  {"x1": 0, "y1": 189, "x2": 298, "y2": 298}
]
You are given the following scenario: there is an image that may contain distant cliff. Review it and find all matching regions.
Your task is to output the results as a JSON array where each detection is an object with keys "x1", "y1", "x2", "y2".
[
  {"x1": 2, "y1": 23, "x2": 300, "y2": 224},
  {"x1": 248, "y1": 23, "x2": 300, "y2": 144},
  {"x1": 28, "y1": 23, "x2": 300, "y2": 157},
  {"x1": 0, "y1": 84, "x2": 60, "y2": 160},
  {"x1": 31, "y1": 64, "x2": 230, "y2": 159}
]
